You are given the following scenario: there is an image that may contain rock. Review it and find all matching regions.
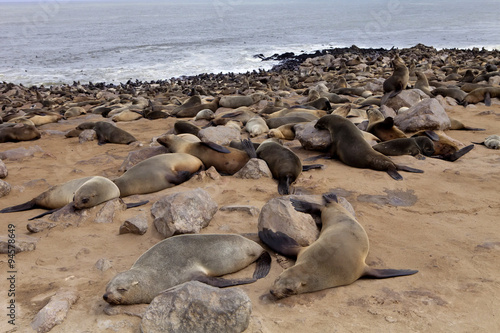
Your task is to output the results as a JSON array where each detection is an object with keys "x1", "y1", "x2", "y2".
[
  {"x1": 151, "y1": 188, "x2": 218, "y2": 238},
  {"x1": 78, "y1": 129, "x2": 97, "y2": 143},
  {"x1": 31, "y1": 289, "x2": 79, "y2": 333},
  {"x1": 379, "y1": 104, "x2": 397, "y2": 118},
  {"x1": 118, "y1": 146, "x2": 170, "y2": 172},
  {"x1": 48, "y1": 203, "x2": 88, "y2": 224},
  {"x1": 220, "y1": 205, "x2": 260, "y2": 217},
  {"x1": 0, "y1": 159, "x2": 7, "y2": 178},
  {"x1": 140, "y1": 281, "x2": 251, "y2": 333},
  {"x1": 295, "y1": 121, "x2": 331, "y2": 151},
  {"x1": 385, "y1": 89, "x2": 429, "y2": 110},
  {"x1": 27, "y1": 220, "x2": 57, "y2": 233},
  {"x1": 394, "y1": 98, "x2": 451, "y2": 132},
  {"x1": 0, "y1": 145, "x2": 43, "y2": 161},
  {"x1": 233, "y1": 158, "x2": 272, "y2": 179},
  {"x1": 94, "y1": 198, "x2": 127, "y2": 223},
  {"x1": 489, "y1": 76, "x2": 500, "y2": 86},
  {"x1": 193, "y1": 166, "x2": 221, "y2": 181},
  {"x1": 363, "y1": 78, "x2": 385, "y2": 92},
  {"x1": 119, "y1": 214, "x2": 148, "y2": 235},
  {"x1": 198, "y1": 126, "x2": 241, "y2": 145},
  {"x1": 95, "y1": 258, "x2": 113, "y2": 271},
  {"x1": 0, "y1": 179, "x2": 11, "y2": 198},
  {"x1": 0, "y1": 234, "x2": 39, "y2": 253},
  {"x1": 258, "y1": 195, "x2": 355, "y2": 249}
]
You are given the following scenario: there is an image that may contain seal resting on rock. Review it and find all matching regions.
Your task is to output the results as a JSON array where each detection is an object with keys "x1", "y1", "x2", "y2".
[{"x1": 103, "y1": 233, "x2": 271, "y2": 304}]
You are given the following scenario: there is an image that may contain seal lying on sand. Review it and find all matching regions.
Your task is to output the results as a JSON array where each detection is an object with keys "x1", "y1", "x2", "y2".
[
  {"x1": 315, "y1": 115, "x2": 423, "y2": 180},
  {"x1": 103, "y1": 233, "x2": 271, "y2": 305},
  {"x1": 260, "y1": 193, "x2": 417, "y2": 299},
  {"x1": 372, "y1": 137, "x2": 435, "y2": 159}
]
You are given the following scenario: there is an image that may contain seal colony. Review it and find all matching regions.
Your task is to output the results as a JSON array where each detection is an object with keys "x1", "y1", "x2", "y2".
[{"x1": 1, "y1": 44, "x2": 500, "y2": 331}]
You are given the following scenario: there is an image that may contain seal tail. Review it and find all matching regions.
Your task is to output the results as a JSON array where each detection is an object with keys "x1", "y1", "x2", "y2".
[
  {"x1": 460, "y1": 127, "x2": 485, "y2": 131},
  {"x1": 0, "y1": 199, "x2": 37, "y2": 213},
  {"x1": 363, "y1": 267, "x2": 418, "y2": 279},
  {"x1": 240, "y1": 139, "x2": 257, "y2": 159},
  {"x1": 258, "y1": 228, "x2": 302, "y2": 257},
  {"x1": 277, "y1": 175, "x2": 293, "y2": 195},
  {"x1": 302, "y1": 164, "x2": 324, "y2": 171}
]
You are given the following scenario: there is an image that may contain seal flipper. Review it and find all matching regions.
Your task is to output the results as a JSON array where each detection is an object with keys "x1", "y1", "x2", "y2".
[
  {"x1": 125, "y1": 200, "x2": 149, "y2": 209},
  {"x1": 199, "y1": 141, "x2": 231, "y2": 153},
  {"x1": 386, "y1": 166, "x2": 403, "y2": 180},
  {"x1": 303, "y1": 154, "x2": 332, "y2": 162},
  {"x1": 0, "y1": 199, "x2": 37, "y2": 213},
  {"x1": 289, "y1": 198, "x2": 323, "y2": 216},
  {"x1": 302, "y1": 164, "x2": 323, "y2": 171},
  {"x1": 363, "y1": 267, "x2": 418, "y2": 279},
  {"x1": 484, "y1": 91, "x2": 491, "y2": 106},
  {"x1": 28, "y1": 207, "x2": 60, "y2": 220},
  {"x1": 240, "y1": 139, "x2": 257, "y2": 159},
  {"x1": 395, "y1": 164, "x2": 424, "y2": 174},
  {"x1": 421, "y1": 130, "x2": 440, "y2": 141},
  {"x1": 277, "y1": 175, "x2": 293, "y2": 195},
  {"x1": 433, "y1": 144, "x2": 474, "y2": 162},
  {"x1": 253, "y1": 251, "x2": 272, "y2": 279},
  {"x1": 258, "y1": 228, "x2": 302, "y2": 257}
]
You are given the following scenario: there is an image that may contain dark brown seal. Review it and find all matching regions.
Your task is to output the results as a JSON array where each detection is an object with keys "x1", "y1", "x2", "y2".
[{"x1": 372, "y1": 137, "x2": 435, "y2": 159}]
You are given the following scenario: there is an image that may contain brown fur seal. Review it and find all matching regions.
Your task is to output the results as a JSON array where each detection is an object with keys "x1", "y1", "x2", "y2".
[
  {"x1": 372, "y1": 137, "x2": 435, "y2": 159},
  {"x1": 103, "y1": 233, "x2": 271, "y2": 304},
  {"x1": 382, "y1": 56, "x2": 409, "y2": 105},
  {"x1": 174, "y1": 120, "x2": 200, "y2": 136},
  {"x1": 449, "y1": 118, "x2": 485, "y2": 131},
  {"x1": 157, "y1": 134, "x2": 250, "y2": 175},
  {"x1": 315, "y1": 115, "x2": 423, "y2": 180},
  {"x1": 174, "y1": 97, "x2": 220, "y2": 118},
  {"x1": 113, "y1": 153, "x2": 203, "y2": 197},
  {"x1": 266, "y1": 116, "x2": 317, "y2": 129},
  {"x1": 366, "y1": 108, "x2": 407, "y2": 141},
  {"x1": 412, "y1": 130, "x2": 474, "y2": 161},
  {"x1": 431, "y1": 87, "x2": 467, "y2": 104},
  {"x1": 260, "y1": 193, "x2": 417, "y2": 299},
  {"x1": 0, "y1": 176, "x2": 120, "y2": 216},
  {"x1": 464, "y1": 87, "x2": 500, "y2": 106},
  {"x1": 0, "y1": 123, "x2": 41, "y2": 143},
  {"x1": 414, "y1": 71, "x2": 432, "y2": 96},
  {"x1": 93, "y1": 121, "x2": 137, "y2": 145}
]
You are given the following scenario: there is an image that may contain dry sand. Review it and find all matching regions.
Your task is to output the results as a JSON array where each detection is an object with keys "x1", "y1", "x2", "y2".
[{"x1": 1, "y1": 100, "x2": 500, "y2": 333}]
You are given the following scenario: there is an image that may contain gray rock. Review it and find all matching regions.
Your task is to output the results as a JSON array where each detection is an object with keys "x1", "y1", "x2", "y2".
[
  {"x1": 151, "y1": 188, "x2": 218, "y2": 238},
  {"x1": 295, "y1": 121, "x2": 331, "y2": 151},
  {"x1": 0, "y1": 145, "x2": 43, "y2": 161},
  {"x1": 94, "y1": 198, "x2": 127, "y2": 223},
  {"x1": 385, "y1": 89, "x2": 429, "y2": 110},
  {"x1": 119, "y1": 214, "x2": 148, "y2": 235},
  {"x1": 198, "y1": 126, "x2": 241, "y2": 145},
  {"x1": 258, "y1": 195, "x2": 355, "y2": 248},
  {"x1": 27, "y1": 220, "x2": 57, "y2": 233},
  {"x1": 78, "y1": 129, "x2": 96, "y2": 143},
  {"x1": 379, "y1": 104, "x2": 397, "y2": 118},
  {"x1": 233, "y1": 158, "x2": 272, "y2": 179},
  {"x1": 220, "y1": 205, "x2": 260, "y2": 217},
  {"x1": 140, "y1": 281, "x2": 251, "y2": 333},
  {"x1": 95, "y1": 258, "x2": 113, "y2": 271},
  {"x1": 394, "y1": 98, "x2": 451, "y2": 132},
  {"x1": 31, "y1": 289, "x2": 79, "y2": 333},
  {"x1": 0, "y1": 179, "x2": 11, "y2": 198},
  {"x1": 0, "y1": 234, "x2": 38, "y2": 254},
  {"x1": 489, "y1": 75, "x2": 500, "y2": 86},
  {"x1": 192, "y1": 166, "x2": 221, "y2": 181},
  {"x1": 0, "y1": 159, "x2": 7, "y2": 178},
  {"x1": 48, "y1": 203, "x2": 88, "y2": 224},
  {"x1": 118, "y1": 146, "x2": 170, "y2": 172}
]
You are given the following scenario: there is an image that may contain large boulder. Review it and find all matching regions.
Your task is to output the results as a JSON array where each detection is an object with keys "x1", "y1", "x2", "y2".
[{"x1": 394, "y1": 98, "x2": 451, "y2": 132}]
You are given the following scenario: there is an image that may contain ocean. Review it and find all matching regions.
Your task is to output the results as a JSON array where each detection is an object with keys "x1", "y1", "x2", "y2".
[{"x1": 1, "y1": 0, "x2": 499, "y2": 86}]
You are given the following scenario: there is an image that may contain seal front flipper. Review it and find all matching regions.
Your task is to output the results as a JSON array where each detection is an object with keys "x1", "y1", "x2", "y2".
[
  {"x1": 386, "y1": 166, "x2": 403, "y2": 180},
  {"x1": 278, "y1": 175, "x2": 293, "y2": 195},
  {"x1": 28, "y1": 208, "x2": 60, "y2": 220},
  {"x1": 301, "y1": 164, "x2": 323, "y2": 171},
  {"x1": 484, "y1": 91, "x2": 492, "y2": 106},
  {"x1": 289, "y1": 198, "x2": 323, "y2": 216},
  {"x1": 193, "y1": 275, "x2": 257, "y2": 288},
  {"x1": 303, "y1": 154, "x2": 331, "y2": 162},
  {"x1": 258, "y1": 228, "x2": 302, "y2": 257},
  {"x1": 363, "y1": 267, "x2": 418, "y2": 279},
  {"x1": 0, "y1": 199, "x2": 37, "y2": 213},
  {"x1": 199, "y1": 141, "x2": 231, "y2": 153}
]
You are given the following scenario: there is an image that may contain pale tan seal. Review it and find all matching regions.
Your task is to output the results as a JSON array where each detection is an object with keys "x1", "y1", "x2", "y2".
[
  {"x1": 315, "y1": 115, "x2": 423, "y2": 180},
  {"x1": 260, "y1": 193, "x2": 417, "y2": 299},
  {"x1": 103, "y1": 233, "x2": 271, "y2": 304},
  {"x1": 0, "y1": 176, "x2": 120, "y2": 214},
  {"x1": 464, "y1": 87, "x2": 500, "y2": 106},
  {"x1": 156, "y1": 134, "x2": 250, "y2": 175},
  {"x1": 113, "y1": 153, "x2": 203, "y2": 197},
  {"x1": 0, "y1": 123, "x2": 41, "y2": 143},
  {"x1": 245, "y1": 116, "x2": 269, "y2": 137}
]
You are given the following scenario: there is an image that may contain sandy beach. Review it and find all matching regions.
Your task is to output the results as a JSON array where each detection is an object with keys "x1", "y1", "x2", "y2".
[{"x1": 1, "y1": 46, "x2": 500, "y2": 333}]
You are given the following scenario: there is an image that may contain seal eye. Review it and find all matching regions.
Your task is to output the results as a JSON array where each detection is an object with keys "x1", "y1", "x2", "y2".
[
  {"x1": 117, "y1": 288, "x2": 127, "y2": 293},
  {"x1": 82, "y1": 198, "x2": 89, "y2": 204}
]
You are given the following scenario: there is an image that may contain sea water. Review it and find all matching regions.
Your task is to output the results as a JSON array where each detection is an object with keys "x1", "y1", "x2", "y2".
[{"x1": 0, "y1": 0, "x2": 498, "y2": 85}]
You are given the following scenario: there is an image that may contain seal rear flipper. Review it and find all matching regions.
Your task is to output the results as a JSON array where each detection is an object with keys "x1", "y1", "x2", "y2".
[
  {"x1": 290, "y1": 198, "x2": 323, "y2": 216},
  {"x1": 240, "y1": 139, "x2": 257, "y2": 159},
  {"x1": 0, "y1": 199, "x2": 37, "y2": 213},
  {"x1": 433, "y1": 144, "x2": 474, "y2": 162},
  {"x1": 363, "y1": 267, "x2": 418, "y2": 279},
  {"x1": 199, "y1": 141, "x2": 231, "y2": 154},
  {"x1": 258, "y1": 228, "x2": 302, "y2": 257},
  {"x1": 253, "y1": 251, "x2": 272, "y2": 280},
  {"x1": 420, "y1": 130, "x2": 440, "y2": 141},
  {"x1": 193, "y1": 274, "x2": 257, "y2": 288},
  {"x1": 302, "y1": 164, "x2": 324, "y2": 171},
  {"x1": 304, "y1": 154, "x2": 331, "y2": 162},
  {"x1": 125, "y1": 200, "x2": 149, "y2": 209},
  {"x1": 386, "y1": 167, "x2": 403, "y2": 180},
  {"x1": 395, "y1": 164, "x2": 424, "y2": 174}
]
